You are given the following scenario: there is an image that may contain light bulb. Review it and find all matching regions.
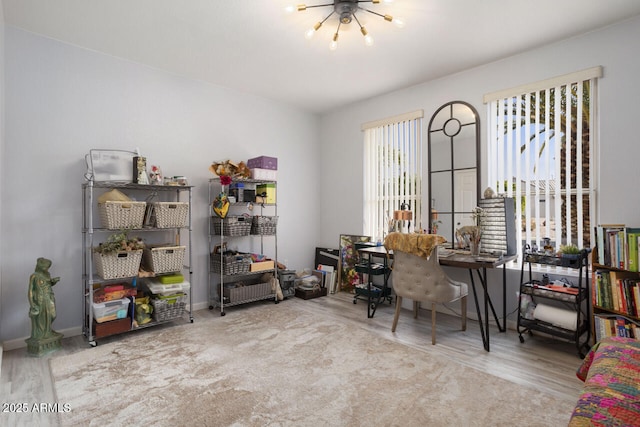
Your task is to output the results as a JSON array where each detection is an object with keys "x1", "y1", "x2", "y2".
[
  {"x1": 284, "y1": 5, "x2": 296, "y2": 13},
  {"x1": 364, "y1": 35, "x2": 374, "y2": 46},
  {"x1": 305, "y1": 22, "x2": 322, "y2": 40},
  {"x1": 361, "y1": 27, "x2": 374, "y2": 47},
  {"x1": 330, "y1": 33, "x2": 339, "y2": 50},
  {"x1": 392, "y1": 17, "x2": 405, "y2": 28}
]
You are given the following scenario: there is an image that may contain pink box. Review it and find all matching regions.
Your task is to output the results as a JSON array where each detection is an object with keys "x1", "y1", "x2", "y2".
[{"x1": 247, "y1": 156, "x2": 278, "y2": 170}]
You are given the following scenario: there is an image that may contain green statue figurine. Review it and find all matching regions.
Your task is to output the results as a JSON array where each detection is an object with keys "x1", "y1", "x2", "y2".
[{"x1": 25, "y1": 257, "x2": 63, "y2": 356}]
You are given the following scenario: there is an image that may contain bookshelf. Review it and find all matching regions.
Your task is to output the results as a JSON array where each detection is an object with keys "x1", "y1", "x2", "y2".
[{"x1": 592, "y1": 225, "x2": 640, "y2": 342}]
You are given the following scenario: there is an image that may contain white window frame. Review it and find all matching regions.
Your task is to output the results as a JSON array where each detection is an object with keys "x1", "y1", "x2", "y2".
[
  {"x1": 362, "y1": 110, "x2": 424, "y2": 241},
  {"x1": 484, "y1": 67, "x2": 601, "y2": 257}
]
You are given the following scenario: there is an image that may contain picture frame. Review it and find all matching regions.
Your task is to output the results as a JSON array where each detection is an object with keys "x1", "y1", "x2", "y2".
[{"x1": 337, "y1": 234, "x2": 371, "y2": 292}]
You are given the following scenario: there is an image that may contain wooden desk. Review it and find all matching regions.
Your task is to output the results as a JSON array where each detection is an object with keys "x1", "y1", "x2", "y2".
[
  {"x1": 439, "y1": 252, "x2": 517, "y2": 352},
  {"x1": 358, "y1": 245, "x2": 516, "y2": 352}
]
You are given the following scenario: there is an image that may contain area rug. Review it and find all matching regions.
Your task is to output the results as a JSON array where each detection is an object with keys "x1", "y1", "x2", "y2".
[{"x1": 50, "y1": 302, "x2": 575, "y2": 426}]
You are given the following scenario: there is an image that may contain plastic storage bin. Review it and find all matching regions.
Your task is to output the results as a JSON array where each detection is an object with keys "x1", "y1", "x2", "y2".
[
  {"x1": 92, "y1": 297, "x2": 131, "y2": 323},
  {"x1": 144, "y1": 278, "x2": 191, "y2": 295}
]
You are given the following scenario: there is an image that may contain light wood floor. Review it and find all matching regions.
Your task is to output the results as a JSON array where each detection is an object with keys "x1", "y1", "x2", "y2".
[{"x1": 1, "y1": 292, "x2": 585, "y2": 426}]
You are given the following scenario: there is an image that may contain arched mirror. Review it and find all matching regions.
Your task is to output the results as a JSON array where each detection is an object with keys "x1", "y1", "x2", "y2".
[{"x1": 428, "y1": 101, "x2": 480, "y2": 247}]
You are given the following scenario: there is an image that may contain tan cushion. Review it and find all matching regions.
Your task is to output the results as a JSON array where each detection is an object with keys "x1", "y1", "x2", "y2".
[{"x1": 391, "y1": 250, "x2": 468, "y2": 304}]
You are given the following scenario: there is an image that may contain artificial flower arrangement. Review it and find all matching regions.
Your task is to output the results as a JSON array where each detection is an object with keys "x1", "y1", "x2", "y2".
[
  {"x1": 456, "y1": 207, "x2": 486, "y2": 254},
  {"x1": 208, "y1": 160, "x2": 251, "y2": 218}
]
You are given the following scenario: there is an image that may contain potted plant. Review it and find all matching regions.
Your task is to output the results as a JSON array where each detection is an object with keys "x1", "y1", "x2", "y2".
[
  {"x1": 558, "y1": 244, "x2": 582, "y2": 267},
  {"x1": 94, "y1": 231, "x2": 145, "y2": 255},
  {"x1": 93, "y1": 231, "x2": 145, "y2": 279}
]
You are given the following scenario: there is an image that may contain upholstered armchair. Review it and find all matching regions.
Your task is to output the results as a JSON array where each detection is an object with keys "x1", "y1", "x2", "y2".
[{"x1": 384, "y1": 233, "x2": 468, "y2": 345}]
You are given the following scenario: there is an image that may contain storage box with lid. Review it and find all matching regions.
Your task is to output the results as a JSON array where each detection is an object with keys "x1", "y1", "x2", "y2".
[
  {"x1": 250, "y1": 259, "x2": 275, "y2": 272},
  {"x1": 255, "y1": 183, "x2": 276, "y2": 204},
  {"x1": 92, "y1": 297, "x2": 131, "y2": 323},
  {"x1": 143, "y1": 277, "x2": 191, "y2": 295},
  {"x1": 93, "y1": 317, "x2": 131, "y2": 338},
  {"x1": 247, "y1": 156, "x2": 277, "y2": 170},
  {"x1": 250, "y1": 168, "x2": 278, "y2": 181}
]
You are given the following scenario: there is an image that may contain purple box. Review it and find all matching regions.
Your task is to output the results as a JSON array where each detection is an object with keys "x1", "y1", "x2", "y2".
[{"x1": 247, "y1": 156, "x2": 278, "y2": 170}]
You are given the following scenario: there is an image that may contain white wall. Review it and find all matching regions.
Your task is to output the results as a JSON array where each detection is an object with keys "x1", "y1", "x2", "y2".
[
  {"x1": 0, "y1": 27, "x2": 320, "y2": 343},
  {"x1": 318, "y1": 16, "x2": 640, "y2": 322},
  {"x1": 0, "y1": 1, "x2": 6, "y2": 359}
]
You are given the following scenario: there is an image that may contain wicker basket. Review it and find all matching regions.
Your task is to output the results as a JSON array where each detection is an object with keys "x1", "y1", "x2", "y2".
[
  {"x1": 93, "y1": 250, "x2": 143, "y2": 280},
  {"x1": 223, "y1": 282, "x2": 272, "y2": 303},
  {"x1": 151, "y1": 293, "x2": 187, "y2": 322},
  {"x1": 251, "y1": 216, "x2": 278, "y2": 235},
  {"x1": 211, "y1": 216, "x2": 252, "y2": 236},
  {"x1": 143, "y1": 245, "x2": 186, "y2": 274},
  {"x1": 98, "y1": 201, "x2": 146, "y2": 229},
  {"x1": 211, "y1": 253, "x2": 252, "y2": 275},
  {"x1": 153, "y1": 202, "x2": 189, "y2": 228}
]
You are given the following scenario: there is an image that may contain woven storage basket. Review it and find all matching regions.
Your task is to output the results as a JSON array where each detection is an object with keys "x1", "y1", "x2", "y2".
[
  {"x1": 211, "y1": 253, "x2": 251, "y2": 275},
  {"x1": 211, "y1": 216, "x2": 252, "y2": 236},
  {"x1": 98, "y1": 201, "x2": 146, "y2": 229},
  {"x1": 153, "y1": 202, "x2": 189, "y2": 228},
  {"x1": 143, "y1": 245, "x2": 186, "y2": 274},
  {"x1": 223, "y1": 282, "x2": 272, "y2": 303},
  {"x1": 93, "y1": 250, "x2": 143, "y2": 280},
  {"x1": 251, "y1": 216, "x2": 278, "y2": 235},
  {"x1": 151, "y1": 293, "x2": 187, "y2": 322}
]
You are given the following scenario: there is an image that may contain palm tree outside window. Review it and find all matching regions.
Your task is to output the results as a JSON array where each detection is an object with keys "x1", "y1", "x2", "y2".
[{"x1": 485, "y1": 67, "x2": 601, "y2": 255}]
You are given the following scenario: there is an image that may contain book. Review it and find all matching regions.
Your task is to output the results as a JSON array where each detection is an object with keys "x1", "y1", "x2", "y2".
[
  {"x1": 610, "y1": 271, "x2": 636, "y2": 314},
  {"x1": 317, "y1": 264, "x2": 336, "y2": 294},
  {"x1": 598, "y1": 224, "x2": 625, "y2": 267},
  {"x1": 601, "y1": 270, "x2": 616, "y2": 311},
  {"x1": 616, "y1": 317, "x2": 628, "y2": 337},
  {"x1": 626, "y1": 228, "x2": 640, "y2": 272},
  {"x1": 618, "y1": 229, "x2": 627, "y2": 269},
  {"x1": 628, "y1": 280, "x2": 639, "y2": 317}
]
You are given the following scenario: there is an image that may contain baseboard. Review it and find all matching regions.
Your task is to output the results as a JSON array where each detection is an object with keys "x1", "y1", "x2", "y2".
[
  {"x1": 2, "y1": 326, "x2": 83, "y2": 351},
  {"x1": 2, "y1": 301, "x2": 211, "y2": 351}
]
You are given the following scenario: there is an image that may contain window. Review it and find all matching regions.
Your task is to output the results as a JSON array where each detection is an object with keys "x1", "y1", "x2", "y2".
[
  {"x1": 362, "y1": 110, "x2": 424, "y2": 241},
  {"x1": 485, "y1": 67, "x2": 601, "y2": 255}
]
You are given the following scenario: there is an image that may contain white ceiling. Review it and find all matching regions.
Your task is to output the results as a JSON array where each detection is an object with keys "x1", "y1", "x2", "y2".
[{"x1": 4, "y1": 0, "x2": 640, "y2": 114}]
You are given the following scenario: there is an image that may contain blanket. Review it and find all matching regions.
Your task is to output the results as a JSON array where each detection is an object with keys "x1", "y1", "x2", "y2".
[
  {"x1": 383, "y1": 232, "x2": 446, "y2": 259},
  {"x1": 569, "y1": 336, "x2": 640, "y2": 426}
]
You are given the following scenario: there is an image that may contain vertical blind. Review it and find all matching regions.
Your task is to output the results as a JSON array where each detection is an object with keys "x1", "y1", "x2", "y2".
[
  {"x1": 484, "y1": 67, "x2": 601, "y2": 253},
  {"x1": 362, "y1": 110, "x2": 423, "y2": 240}
]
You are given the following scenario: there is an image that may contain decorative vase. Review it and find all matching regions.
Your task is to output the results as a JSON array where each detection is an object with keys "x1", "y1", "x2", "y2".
[{"x1": 469, "y1": 240, "x2": 481, "y2": 256}]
